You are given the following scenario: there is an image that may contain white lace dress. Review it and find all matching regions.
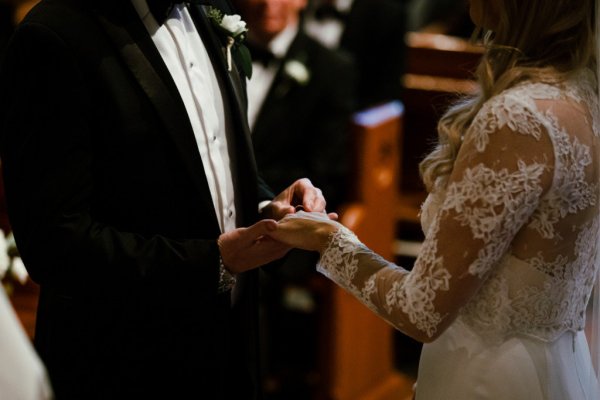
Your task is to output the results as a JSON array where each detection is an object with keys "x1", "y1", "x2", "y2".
[{"x1": 317, "y1": 69, "x2": 600, "y2": 399}]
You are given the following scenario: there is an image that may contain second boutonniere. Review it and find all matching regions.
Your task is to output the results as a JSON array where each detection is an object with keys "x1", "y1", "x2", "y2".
[
  {"x1": 283, "y1": 59, "x2": 311, "y2": 86},
  {"x1": 206, "y1": 6, "x2": 253, "y2": 78}
]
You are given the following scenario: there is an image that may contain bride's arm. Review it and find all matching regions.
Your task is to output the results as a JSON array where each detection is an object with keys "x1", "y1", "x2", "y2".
[{"x1": 274, "y1": 108, "x2": 555, "y2": 342}]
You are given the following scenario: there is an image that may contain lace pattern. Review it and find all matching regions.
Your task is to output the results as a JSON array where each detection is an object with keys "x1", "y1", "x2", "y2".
[
  {"x1": 317, "y1": 228, "x2": 362, "y2": 289},
  {"x1": 530, "y1": 115, "x2": 597, "y2": 239},
  {"x1": 317, "y1": 69, "x2": 600, "y2": 342},
  {"x1": 442, "y1": 161, "x2": 545, "y2": 277}
]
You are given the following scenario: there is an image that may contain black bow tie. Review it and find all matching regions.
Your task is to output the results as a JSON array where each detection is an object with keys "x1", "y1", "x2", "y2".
[
  {"x1": 147, "y1": 0, "x2": 183, "y2": 25},
  {"x1": 245, "y1": 42, "x2": 278, "y2": 67},
  {"x1": 147, "y1": 0, "x2": 208, "y2": 25},
  {"x1": 314, "y1": 4, "x2": 348, "y2": 22}
]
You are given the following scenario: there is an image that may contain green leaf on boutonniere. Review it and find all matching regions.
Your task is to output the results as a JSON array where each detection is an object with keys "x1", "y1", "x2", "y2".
[{"x1": 236, "y1": 44, "x2": 253, "y2": 79}]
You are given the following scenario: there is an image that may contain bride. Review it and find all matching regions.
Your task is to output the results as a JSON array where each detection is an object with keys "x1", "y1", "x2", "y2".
[{"x1": 266, "y1": 0, "x2": 600, "y2": 398}]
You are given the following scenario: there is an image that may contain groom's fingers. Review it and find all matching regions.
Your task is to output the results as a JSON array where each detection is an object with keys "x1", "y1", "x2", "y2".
[
  {"x1": 250, "y1": 239, "x2": 290, "y2": 263},
  {"x1": 233, "y1": 236, "x2": 289, "y2": 271},
  {"x1": 244, "y1": 219, "x2": 277, "y2": 241},
  {"x1": 290, "y1": 178, "x2": 326, "y2": 212},
  {"x1": 300, "y1": 187, "x2": 326, "y2": 212},
  {"x1": 219, "y1": 220, "x2": 291, "y2": 273}
]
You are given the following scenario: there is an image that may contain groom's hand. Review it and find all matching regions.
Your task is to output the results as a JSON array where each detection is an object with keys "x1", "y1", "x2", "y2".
[
  {"x1": 261, "y1": 178, "x2": 335, "y2": 221},
  {"x1": 218, "y1": 220, "x2": 290, "y2": 274}
]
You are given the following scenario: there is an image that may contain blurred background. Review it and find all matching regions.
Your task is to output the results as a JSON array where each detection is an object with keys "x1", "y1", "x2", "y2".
[{"x1": 0, "y1": 1, "x2": 481, "y2": 399}]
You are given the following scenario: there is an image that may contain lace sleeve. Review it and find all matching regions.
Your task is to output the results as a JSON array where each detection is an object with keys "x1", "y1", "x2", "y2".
[{"x1": 317, "y1": 96, "x2": 557, "y2": 342}]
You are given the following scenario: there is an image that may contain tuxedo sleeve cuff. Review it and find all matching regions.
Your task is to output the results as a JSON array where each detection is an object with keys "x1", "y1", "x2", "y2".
[{"x1": 258, "y1": 200, "x2": 271, "y2": 213}]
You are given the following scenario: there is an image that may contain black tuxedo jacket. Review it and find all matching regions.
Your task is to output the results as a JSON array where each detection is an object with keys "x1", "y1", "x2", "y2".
[
  {"x1": 0, "y1": 0, "x2": 270, "y2": 398},
  {"x1": 251, "y1": 31, "x2": 356, "y2": 212}
]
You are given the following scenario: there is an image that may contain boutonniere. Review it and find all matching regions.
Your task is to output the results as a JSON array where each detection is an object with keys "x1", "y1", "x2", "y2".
[
  {"x1": 206, "y1": 6, "x2": 253, "y2": 78},
  {"x1": 283, "y1": 59, "x2": 311, "y2": 86}
]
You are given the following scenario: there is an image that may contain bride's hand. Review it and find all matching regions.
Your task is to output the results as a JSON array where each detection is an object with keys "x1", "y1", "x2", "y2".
[{"x1": 269, "y1": 211, "x2": 343, "y2": 253}]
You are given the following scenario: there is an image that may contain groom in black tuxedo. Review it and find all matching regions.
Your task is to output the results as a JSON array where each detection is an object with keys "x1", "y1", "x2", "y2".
[
  {"x1": 235, "y1": 0, "x2": 357, "y2": 212},
  {"x1": 0, "y1": 0, "x2": 328, "y2": 398}
]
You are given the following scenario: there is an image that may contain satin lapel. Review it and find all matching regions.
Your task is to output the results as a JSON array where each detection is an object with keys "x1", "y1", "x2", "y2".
[{"x1": 93, "y1": 4, "x2": 217, "y2": 213}]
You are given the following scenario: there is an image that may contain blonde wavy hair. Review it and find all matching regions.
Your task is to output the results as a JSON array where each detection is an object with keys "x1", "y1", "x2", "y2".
[{"x1": 419, "y1": 0, "x2": 597, "y2": 192}]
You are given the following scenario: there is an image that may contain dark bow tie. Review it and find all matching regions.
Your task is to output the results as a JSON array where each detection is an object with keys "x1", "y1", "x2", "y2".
[
  {"x1": 314, "y1": 4, "x2": 348, "y2": 22},
  {"x1": 147, "y1": 0, "x2": 208, "y2": 25},
  {"x1": 245, "y1": 42, "x2": 278, "y2": 67},
  {"x1": 147, "y1": 0, "x2": 183, "y2": 25}
]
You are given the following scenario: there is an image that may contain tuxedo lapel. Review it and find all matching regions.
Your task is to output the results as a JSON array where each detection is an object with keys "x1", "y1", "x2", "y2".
[{"x1": 94, "y1": 3, "x2": 217, "y2": 215}]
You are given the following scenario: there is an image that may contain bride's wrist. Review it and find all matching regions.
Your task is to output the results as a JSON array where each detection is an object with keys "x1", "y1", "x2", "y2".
[{"x1": 317, "y1": 224, "x2": 339, "y2": 254}]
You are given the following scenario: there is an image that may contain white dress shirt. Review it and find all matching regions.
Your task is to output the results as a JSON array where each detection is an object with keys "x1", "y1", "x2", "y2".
[
  {"x1": 304, "y1": 0, "x2": 354, "y2": 49},
  {"x1": 131, "y1": 0, "x2": 237, "y2": 234}
]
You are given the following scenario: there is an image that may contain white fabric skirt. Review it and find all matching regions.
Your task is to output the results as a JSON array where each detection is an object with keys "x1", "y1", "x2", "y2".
[{"x1": 415, "y1": 320, "x2": 600, "y2": 399}]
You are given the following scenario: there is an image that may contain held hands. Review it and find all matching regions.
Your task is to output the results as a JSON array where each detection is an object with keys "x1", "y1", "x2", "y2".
[
  {"x1": 219, "y1": 179, "x2": 337, "y2": 274},
  {"x1": 267, "y1": 211, "x2": 342, "y2": 254},
  {"x1": 260, "y1": 178, "x2": 340, "y2": 254},
  {"x1": 218, "y1": 220, "x2": 289, "y2": 274}
]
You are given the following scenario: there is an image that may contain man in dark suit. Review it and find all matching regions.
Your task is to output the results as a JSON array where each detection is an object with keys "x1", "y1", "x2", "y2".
[
  {"x1": 237, "y1": 0, "x2": 356, "y2": 213},
  {"x1": 0, "y1": 0, "x2": 329, "y2": 398},
  {"x1": 304, "y1": 0, "x2": 407, "y2": 108},
  {"x1": 232, "y1": 0, "x2": 356, "y2": 397}
]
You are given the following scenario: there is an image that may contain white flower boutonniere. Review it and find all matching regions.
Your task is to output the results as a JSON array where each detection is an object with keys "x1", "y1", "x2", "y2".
[
  {"x1": 206, "y1": 6, "x2": 253, "y2": 78},
  {"x1": 220, "y1": 14, "x2": 247, "y2": 37},
  {"x1": 283, "y1": 60, "x2": 311, "y2": 85}
]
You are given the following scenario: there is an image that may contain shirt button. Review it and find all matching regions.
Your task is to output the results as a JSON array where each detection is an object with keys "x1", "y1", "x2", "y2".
[
  {"x1": 212, "y1": 135, "x2": 217, "y2": 142},
  {"x1": 228, "y1": 210, "x2": 233, "y2": 218},
  {"x1": 189, "y1": 61, "x2": 195, "y2": 68}
]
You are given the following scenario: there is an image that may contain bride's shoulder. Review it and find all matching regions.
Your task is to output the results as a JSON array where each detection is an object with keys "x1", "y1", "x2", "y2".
[
  {"x1": 466, "y1": 84, "x2": 550, "y2": 147},
  {"x1": 471, "y1": 70, "x2": 596, "y2": 137},
  {"x1": 480, "y1": 68, "x2": 596, "y2": 113},
  {"x1": 480, "y1": 81, "x2": 558, "y2": 114}
]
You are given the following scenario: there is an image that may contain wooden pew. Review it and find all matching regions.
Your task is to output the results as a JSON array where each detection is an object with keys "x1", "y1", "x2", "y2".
[
  {"x1": 321, "y1": 101, "x2": 415, "y2": 400},
  {"x1": 393, "y1": 32, "x2": 483, "y2": 262},
  {"x1": 397, "y1": 32, "x2": 483, "y2": 226}
]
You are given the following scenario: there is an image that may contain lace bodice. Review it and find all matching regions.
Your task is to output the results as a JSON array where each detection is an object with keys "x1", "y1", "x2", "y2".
[{"x1": 317, "y1": 69, "x2": 600, "y2": 343}]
